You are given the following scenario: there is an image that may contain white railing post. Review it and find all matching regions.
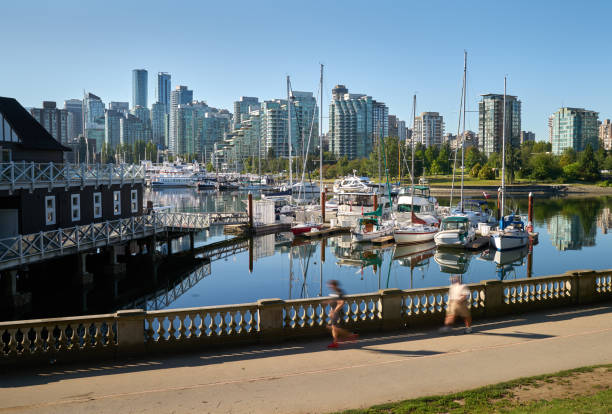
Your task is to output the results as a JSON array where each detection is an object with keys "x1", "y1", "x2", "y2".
[{"x1": 39, "y1": 231, "x2": 44, "y2": 257}]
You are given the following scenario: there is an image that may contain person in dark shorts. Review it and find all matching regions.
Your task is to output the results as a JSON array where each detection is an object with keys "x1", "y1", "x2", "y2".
[{"x1": 326, "y1": 280, "x2": 358, "y2": 348}]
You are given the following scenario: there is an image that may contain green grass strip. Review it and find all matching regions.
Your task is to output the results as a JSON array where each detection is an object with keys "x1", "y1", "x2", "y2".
[{"x1": 335, "y1": 364, "x2": 612, "y2": 414}]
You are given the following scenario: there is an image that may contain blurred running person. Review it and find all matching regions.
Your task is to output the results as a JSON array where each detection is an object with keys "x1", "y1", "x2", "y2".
[
  {"x1": 326, "y1": 280, "x2": 358, "y2": 348},
  {"x1": 440, "y1": 275, "x2": 472, "y2": 333}
]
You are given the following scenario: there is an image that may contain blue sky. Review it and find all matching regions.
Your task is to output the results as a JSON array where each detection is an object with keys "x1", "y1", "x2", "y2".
[{"x1": 2, "y1": 0, "x2": 611, "y2": 140}]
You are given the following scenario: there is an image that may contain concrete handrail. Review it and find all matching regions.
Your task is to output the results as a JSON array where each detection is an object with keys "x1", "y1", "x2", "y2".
[{"x1": 1, "y1": 269, "x2": 611, "y2": 365}]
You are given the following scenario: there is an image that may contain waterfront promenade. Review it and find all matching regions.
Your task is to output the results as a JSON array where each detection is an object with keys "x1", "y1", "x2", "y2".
[{"x1": 1, "y1": 303, "x2": 611, "y2": 413}]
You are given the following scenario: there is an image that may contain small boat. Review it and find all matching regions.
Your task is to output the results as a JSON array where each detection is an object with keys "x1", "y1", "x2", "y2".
[
  {"x1": 394, "y1": 223, "x2": 438, "y2": 245},
  {"x1": 290, "y1": 222, "x2": 322, "y2": 236},
  {"x1": 434, "y1": 215, "x2": 476, "y2": 248},
  {"x1": 333, "y1": 173, "x2": 373, "y2": 194},
  {"x1": 197, "y1": 180, "x2": 216, "y2": 190},
  {"x1": 490, "y1": 214, "x2": 529, "y2": 251},
  {"x1": 351, "y1": 216, "x2": 395, "y2": 243},
  {"x1": 451, "y1": 199, "x2": 493, "y2": 226}
]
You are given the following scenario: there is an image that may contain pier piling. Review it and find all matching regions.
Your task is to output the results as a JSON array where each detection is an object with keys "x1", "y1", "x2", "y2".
[
  {"x1": 321, "y1": 190, "x2": 326, "y2": 223},
  {"x1": 248, "y1": 192, "x2": 253, "y2": 229}
]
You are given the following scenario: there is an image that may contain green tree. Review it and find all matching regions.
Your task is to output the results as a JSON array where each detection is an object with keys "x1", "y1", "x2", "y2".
[
  {"x1": 464, "y1": 147, "x2": 485, "y2": 170},
  {"x1": 559, "y1": 148, "x2": 577, "y2": 168},
  {"x1": 578, "y1": 144, "x2": 600, "y2": 181},
  {"x1": 562, "y1": 162, "x2": 581, "y2": 181},
  {"x1": 436, "y1": 143, "x2": 451, "y2": 175},
  {"x1": 206, "y1": 162, "x2": 214, "y2": 172},
  {"x1": 529, "y1": 153, "x2": 561, "y2": 180}
]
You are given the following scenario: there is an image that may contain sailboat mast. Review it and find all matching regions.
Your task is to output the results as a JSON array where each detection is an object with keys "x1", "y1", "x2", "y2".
[
  {"x1": 411, "y1": 94, "x2": 416, "y2": 214},
  {"x1": 377, "y1": 121, "x2": 382, "y2": 189},
  {"x1": 287, "y1": 76, "x2": 293, "y2": 188},
  {"x1": 501, "y1": 76, "x2": 507, "y2": 227},
  {"x1": 319, "y1": 64, "x2": 324, "y2": 192},
  {"x1": 460, "y1": 51, "x2": 467, "y2": 211}
]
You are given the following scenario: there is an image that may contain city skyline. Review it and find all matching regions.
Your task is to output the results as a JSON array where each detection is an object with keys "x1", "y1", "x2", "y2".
[{"x1": 2, "y1": 1, "x2": 612, "y2": 141}]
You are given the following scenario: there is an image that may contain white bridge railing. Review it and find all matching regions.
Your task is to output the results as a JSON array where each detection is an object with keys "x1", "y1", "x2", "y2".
[
  {"x1": 0, "y1": 212, "x2": 213, "y2": 270},
  {"x1": 0, "y1": 162, "x2": 145, "y2": 192}
]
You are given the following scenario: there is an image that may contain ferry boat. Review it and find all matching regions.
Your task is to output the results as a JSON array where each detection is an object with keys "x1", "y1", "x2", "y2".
[{"x1": 150, "y1": 174, "x2": 196, "y2": 188}]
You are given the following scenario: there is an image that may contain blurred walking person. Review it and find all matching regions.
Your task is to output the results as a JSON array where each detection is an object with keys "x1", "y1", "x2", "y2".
[
  {"x1": 440, "y1": 275, "x2": 472, "y2": 333},
  {"x1": 326, "y1": 280, "x2": 358, "y2": 348}
]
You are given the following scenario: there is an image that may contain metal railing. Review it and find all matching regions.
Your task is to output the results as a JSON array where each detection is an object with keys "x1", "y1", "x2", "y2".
[
  {"x1": 0, "y1": 162, "x2": 145, "y2": 191},
  {"x1": 0, "y1": 212, "x2": 212, "y2": 270}
]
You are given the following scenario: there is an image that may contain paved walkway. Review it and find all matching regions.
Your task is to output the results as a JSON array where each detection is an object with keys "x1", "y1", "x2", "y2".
[{"x1": 1, "y1": 304, "x2": 612, "y2": 414}]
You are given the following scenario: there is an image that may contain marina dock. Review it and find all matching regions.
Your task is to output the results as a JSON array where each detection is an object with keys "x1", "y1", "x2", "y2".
[{"x1": 301, "y1": 225, "x2": 351, "y2": 238}]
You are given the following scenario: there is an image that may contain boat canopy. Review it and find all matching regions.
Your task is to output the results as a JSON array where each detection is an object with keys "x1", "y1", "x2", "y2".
[
  {"x1": 363, "y1": 204, "x2": 383, "y2": 217},
  {"x1": 397, "y1": 196, "x2": 431, "y2": 206},
  {"x1": 500, "y1": 213, "x2": 524, "y2": 230}
]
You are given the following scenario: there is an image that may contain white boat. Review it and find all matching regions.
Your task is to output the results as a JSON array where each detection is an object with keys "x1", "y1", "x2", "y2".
[
  {"x1": 451, "y1": 199, "x2": 493, "y2": 226},
  {"x1": 395, "y1": 195, "x2": 439, "y2": 226},
  {"x1": 394, "y1": 222, "x2": 438, "y2": 244},
  {"x1": 434, "y1": 215, "x2": 476, "y2": 248},
  {"x1": 490, "y1": 214, "x2": 529, "y2": 251},
  {"x1": 351, "y1": 218, "x2": 395, "y2": 243},
  {"x1": 333, "y1": 174, "x2": 372, "y2": 194}
]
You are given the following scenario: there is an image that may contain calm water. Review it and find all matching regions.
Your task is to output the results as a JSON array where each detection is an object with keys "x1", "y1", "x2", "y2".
[{"x1": 143, "y1": 189, "x2": 612, "y2": 310}]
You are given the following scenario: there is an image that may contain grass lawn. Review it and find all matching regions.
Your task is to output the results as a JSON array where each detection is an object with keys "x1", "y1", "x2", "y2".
[{"x1": 335, "y1": 364, "x2": 612, "y2": 414}]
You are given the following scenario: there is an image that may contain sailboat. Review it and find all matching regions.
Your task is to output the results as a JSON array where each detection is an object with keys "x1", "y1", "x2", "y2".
[
  {"x1": 394, "y1": 94, "x2": 439, "y2": 245},
  {"x1": 434, "y1": 51, "x2": 477, "y2": 248},
  {"x1": 489, "y1": 77, "x2": 529, "y2": 251},
  {"x1": 351, "y1": 124, "x2": 395, "y2": 243}
]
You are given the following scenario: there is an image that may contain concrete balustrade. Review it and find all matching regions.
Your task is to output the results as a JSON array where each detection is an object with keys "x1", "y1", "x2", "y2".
[{"x1": 1, "y1": 269, "x2": 611, "y2": 366}]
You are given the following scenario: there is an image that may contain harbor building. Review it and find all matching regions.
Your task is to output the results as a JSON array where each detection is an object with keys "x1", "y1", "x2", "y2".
[
  {"x1": 520, "y1": 131, "x2": 535, "y2": 144},
  {"x1": 328, "y1": 85, "x2": 373, "y2": 159},
  {"x1": 478, "y1": 93, "x2": 521, "y2": 156},
  {"x1": 63, "y1": 99, "x2": 82, "y2": 141},
  {"x1": 120, "y1": 113, "x2": 150, "y2": 146},
  {"x1": 233, "y1": 97, "x2": 260, "y2": 131},
  {"x1": 414, "y1": 112, "x2": 444, "y2": 147},
  {"x1": 157, "y1": 72, "x2": 171, "y2": 113},
  {"x1": 372, "y1": 100, "x2": 389, "y2": 138},
  {"x1": 30, "y1": 101, "x2": 70, "y2": 145},
  {"x1": 83, "y1": 92, "x2": 105, "y2": 140},
  {"x1": 169, "y1": 86, "x2": 193, "y2": 154},
  {"x1": 109, "y1": 101, "x2": 129, "y2": 116},
  {"x1": 132, "y1": 69, "x2": 148, "y2": 109},
  {"x1": 600, "y1": 119, "x2": 612, "y2": 151},
  {"x1": 131, "y1": 105, "x2": 151, "y2": 128},
  {"x1": 104, "y1": 109, "x2": 123, "y2": 149},
  {"x1": 550, "y1": 107, "x2": 599, "y2": 155},
  {"x1": 388, "y1": 115, "x2": 407, "y2": 140},
  {"x1": 151, "y1": 102, "x2": 168, "y2": 147}
]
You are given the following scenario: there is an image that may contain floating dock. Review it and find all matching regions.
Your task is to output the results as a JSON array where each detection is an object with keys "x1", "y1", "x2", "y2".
[
  {"x1": 301, "y1": 226, "x2": 350, "y2": 238},
  {"x1": 371, "y1": 235, "x2": 395, "y2": 245},
  {"x1": 466, "y1": 236, "x2": 490, "y2": 251}
]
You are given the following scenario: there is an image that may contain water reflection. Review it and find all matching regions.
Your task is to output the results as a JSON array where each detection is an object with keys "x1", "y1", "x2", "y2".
[
  {"x1": 548, "y1": 214, "x2": 596, "y2": 251},
  {"x1": 480, "y1": 246, "x2": 529, "y2": 280}
]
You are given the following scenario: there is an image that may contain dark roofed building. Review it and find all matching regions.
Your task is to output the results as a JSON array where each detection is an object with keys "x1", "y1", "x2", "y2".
[{"x1": 0, "y1": 97, "x2": 69, "y2": 163}]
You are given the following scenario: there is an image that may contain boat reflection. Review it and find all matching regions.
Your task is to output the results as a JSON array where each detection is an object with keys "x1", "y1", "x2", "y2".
[
  {"x1": 434, "y1": 250, "x2": 473, "y2": 274},
  {"x1": 392, "y1": 241, "x2": 436, "y2": 289},
  {"x1": 480, "y1": 246, "x2": 529, "y2": 280}
]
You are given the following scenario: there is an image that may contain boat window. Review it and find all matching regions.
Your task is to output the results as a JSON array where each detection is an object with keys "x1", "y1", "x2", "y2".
[{"x1": 442, "y1": 220, "x2": 467, "y2": 231}]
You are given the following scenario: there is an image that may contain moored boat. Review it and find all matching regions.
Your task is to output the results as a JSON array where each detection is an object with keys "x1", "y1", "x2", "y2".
[{"x1": 434, "y1": 215, "x2": 476, "y2": 248}]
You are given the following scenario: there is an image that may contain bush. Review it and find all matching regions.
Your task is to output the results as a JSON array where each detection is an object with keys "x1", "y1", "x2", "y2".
[
  {"x1": 562, "y1": 162, "x2": 581, "y2": 181},
  {"x1": 470, "y1": 163, "x2": 481, "y2": 178},
  {"x1": 478, "y1": 165, "x2": 495, "y2": 180}
]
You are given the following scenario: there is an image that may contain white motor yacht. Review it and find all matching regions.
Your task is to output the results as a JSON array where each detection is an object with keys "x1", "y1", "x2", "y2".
[{"x1": 434, "y1": 215, "x2": 476, "y2": 248}]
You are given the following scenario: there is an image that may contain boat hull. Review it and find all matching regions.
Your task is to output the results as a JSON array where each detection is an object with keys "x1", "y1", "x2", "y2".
[
  {"x1": 490, "y1": 232, "x2": 529, "y2": 251},
  {"x1": 351, "y1": 227, "x2": 394, "y2": 243},
  {"x1": 434, "y1": 230, "x2": 473, "y2": 248},
  {"x1": 290, "y1": 225, "x2": 321, "y2": 236},
  {"x1": 393, "y1": 228, "x2": 437, "y2": 244}
]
